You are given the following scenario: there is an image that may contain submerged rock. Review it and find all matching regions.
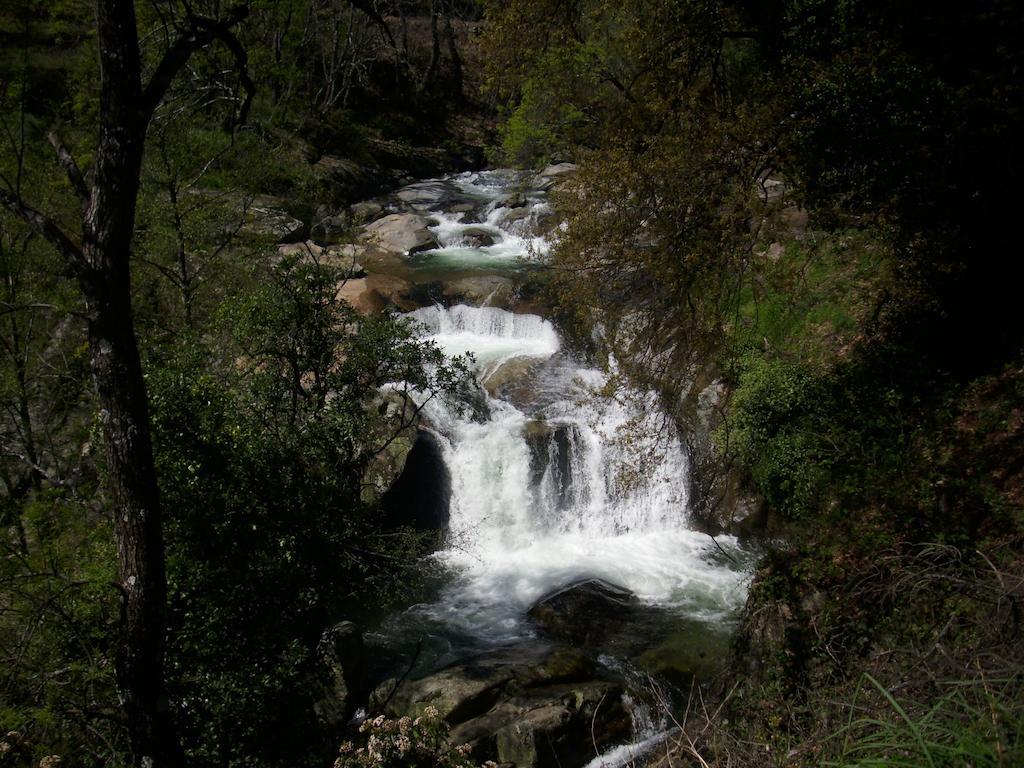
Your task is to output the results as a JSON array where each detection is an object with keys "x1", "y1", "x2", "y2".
[{"x1": 458, "y1": 225, "x2": 498, "y2": 248}]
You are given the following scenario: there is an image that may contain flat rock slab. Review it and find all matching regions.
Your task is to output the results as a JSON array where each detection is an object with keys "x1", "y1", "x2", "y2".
[
  {"x1": 360, "y1": 213, "x2": 438, "y2": 255},
  {"x1": 393, "y1": 180, "x2": 468, "y2": 210},
  {"x1": 373, "y1": 643, "x2": 629, "y2": 768}
]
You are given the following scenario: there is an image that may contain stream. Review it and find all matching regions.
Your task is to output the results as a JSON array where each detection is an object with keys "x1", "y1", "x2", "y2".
[{"x1": 362, "y1": 169, "x2": 753, "y2": 764}]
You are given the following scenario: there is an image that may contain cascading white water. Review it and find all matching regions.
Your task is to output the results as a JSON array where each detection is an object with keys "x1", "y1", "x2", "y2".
[
  {"x1": 403, "y1": 303, "x2": 746, "y2": 644},
  {"x1": 407, "y1": 304, "x2": 560, "y2": 378},
  {"x1": 377, "y1": 170, "x2": 747, "y2": 686},
  {"x1": 405, "y1": 170, "x2": 554, "y2": 269}
]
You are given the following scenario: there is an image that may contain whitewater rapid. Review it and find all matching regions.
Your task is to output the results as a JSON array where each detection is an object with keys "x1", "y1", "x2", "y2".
[
  {"x1": 407, "y1": 304, "x2": 747, "y2": 644},
  {"x1": 374, "y1": 170, "x2": 749, "y2": 675}
]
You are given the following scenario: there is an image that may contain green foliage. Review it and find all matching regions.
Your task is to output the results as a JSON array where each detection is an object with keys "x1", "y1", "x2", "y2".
[
  {"x1": 144, "y1": 254, "x2": 468, "y2": 768},
  {"x1": 498, "y1": 45, "x2": 600, "y2": 166},
  {"x1": 725, "y1": 355, "x2": 832, "y2": 518},
  {"x1": 0, "y1": 491, "x2": 125, "y2": 768}
]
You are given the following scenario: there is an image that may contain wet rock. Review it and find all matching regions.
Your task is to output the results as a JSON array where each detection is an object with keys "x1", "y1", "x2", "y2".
[
  {"x1": 528, "y1": 579, "x2": 643, "y2": 648},
  {"x1": 458, "y1": 225, "x2": 498, "y2": 248},
  {"x1": 449, "y1": 202, "x2": 479, "y2": 216},
  {"x1": 491, "y1": 682, "x2": 629, "y2": 768},
  {"x1": 313, "y1": 621, "x2": 368, "y2": 725},
  {"x1": 496, "y1": 192, "x2": 529, "y2": 210},
  {"x1": 502, "y1": 206, "x2": 532, "y2": 227},
  {"x1": 382, "y1": 430, "x2": 451, "y2": 532},
  {"x1": 362, "y1": 427, "x2": 415, "y2": 502},
  {"x1": 522, "y1": 422, "x2": 578, "y2": 503},
  {"x1": 380, "y1": 646, "x2": 539, "y2": 723},
  {"x1": 377, "y1": 644, "x2": 630, "y2": 768},
  {"x1": 681, "y1": 372, "x2": 771, "y2": 538},
  {"x1": 444, "y1": 276, "x2": 516, "y2": 308},
  {"x1": 632, "y1": 618, "x2": 733, "y2": 691},
  {"x1": 360, "y1": 213, "x2": 438, "y2": 255},
  {"x1": 483, "y1": 357, "x2": 543, "y2": 399},
  {"x1": 405, "y1": 280, "x2": 448, "y2": 307},
  {"x1": 524, "y1": 646, "x2": 596, "y2": 686}
]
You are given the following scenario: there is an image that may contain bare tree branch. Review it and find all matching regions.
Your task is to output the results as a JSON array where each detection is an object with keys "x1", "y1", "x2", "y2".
[
  {"x1": 0, "y1": 189, "x2": 88, "y2": 278},
  {"x1": 47, "y1": 132, "x2": 90, "y2": 204},
  {"x1": 141, "y1": 5, "x2": 254, "y2": 126}
]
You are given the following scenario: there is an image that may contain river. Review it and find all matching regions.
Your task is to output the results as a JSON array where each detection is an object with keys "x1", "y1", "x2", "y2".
[{"x1": 360, "y1": 168, "x2": 752, "y2": 764}]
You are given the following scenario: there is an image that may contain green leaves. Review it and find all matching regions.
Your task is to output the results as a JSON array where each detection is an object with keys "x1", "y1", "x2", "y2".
[{"x1": 146, "y1": 252, "x2": 468, "y2": 767}]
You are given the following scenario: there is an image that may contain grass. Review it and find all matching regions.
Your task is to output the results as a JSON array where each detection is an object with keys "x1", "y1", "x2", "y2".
[{"x1": 827, "y1": 672, "x2": 1024, "y2": 767}]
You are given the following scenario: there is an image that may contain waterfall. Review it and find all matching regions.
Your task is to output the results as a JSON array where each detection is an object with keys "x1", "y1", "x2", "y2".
[
  {"x1": 406, "y1": 303, "x2": 745, "y2": 644},
  {"x1": 375, "y1": 170, "x2": 747, "y2": 675}
]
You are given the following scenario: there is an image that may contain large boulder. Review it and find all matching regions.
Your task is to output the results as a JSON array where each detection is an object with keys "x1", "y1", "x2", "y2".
[
  {"x1": 360, "y1": 213, "x2": 438, "y2": 255},
  {"x1": 501, "y1": 206, "x2": 532, "y2": 228},
  {"x1": 310, "y1": 204, "x2": 351, "y2": 242},
  {"x1": 361, "y1": 426, "x2": 415, "y2": 503},
  {"x1": 489, "y1": 682, "x2": 629, "y2": 768},
  {"x1": 312, "y1": 155, "x2": 381, "y2": 204},
  {"x1": 393, "y1": 180, "x2": 465, "y2": 211},
  {"x1": 443, "y1": 276, "x2": 516, "y2": 309},
  {"x1": 534, "y1": 163, "x2": 578, "y2": 191},
  {"x1": 366, "y1": 274, "x2": 418, "y2": 311},
  {"x1": 278, "y1": 241, "x2": 366, "y2": 278},
  {"x1": 457, "y1": 225, "x2": 498, "y2": 248},
  {"x1": 382, "y1": 430, "x2": 451, "y2": 532},
  {"x1": 528, "y1": 580, "x2": 642, "y2": 649},
  {"x1": 349, "y1": 200, "x2": 384, "y2": 223},
  {"x1": 337, "y1": 278, "x2": 385, "y2": 315}
]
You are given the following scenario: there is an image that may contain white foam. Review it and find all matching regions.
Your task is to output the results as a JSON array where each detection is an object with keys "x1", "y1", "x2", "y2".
[{"x1": 403, "y1": 304, "x2": 749, "y2": 643}]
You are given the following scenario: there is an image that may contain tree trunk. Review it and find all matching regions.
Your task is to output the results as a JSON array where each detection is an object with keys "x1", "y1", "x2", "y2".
[
  {"x1": 84, "y1": 1, "x2": 182, "y2": 765},
  {"x1": 443, "y1": 2, "x2": 463, "y2": 101},
  {"x1": 1, "y1": 2, "x2": 251, "y2": 759},
  {"x1": 422, "y1": 0, "x2": 441, "y2": 91}
]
